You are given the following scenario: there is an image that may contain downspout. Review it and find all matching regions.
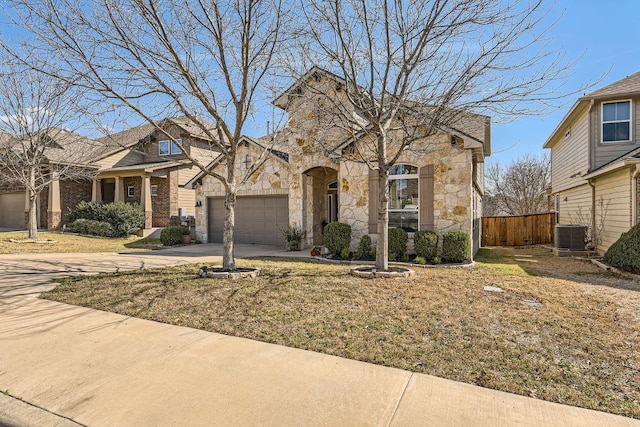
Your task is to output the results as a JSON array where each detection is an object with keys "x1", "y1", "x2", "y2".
[
  {"x1": 588, "y1": 179, "x2": 596, "y2": 250},
  {"x1": 633, "y1": 165, "x2": 640, "y2": 226}
]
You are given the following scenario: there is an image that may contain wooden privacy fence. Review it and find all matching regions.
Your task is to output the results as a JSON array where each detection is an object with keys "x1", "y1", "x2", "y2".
[{"x1": 482, "y1": 213, "x2": 556, "y2": 246}]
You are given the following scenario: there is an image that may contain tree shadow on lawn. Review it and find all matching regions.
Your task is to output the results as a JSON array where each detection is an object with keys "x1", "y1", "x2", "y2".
[{"x1": 476, "y1": 246, "x2": 640, "y2": 292}]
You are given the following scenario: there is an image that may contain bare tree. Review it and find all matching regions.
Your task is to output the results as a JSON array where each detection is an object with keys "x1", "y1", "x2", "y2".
[
  {"x1": 292, "y1": 0, "x2": 581, "y2": 270},
  {"x1": 485, "y1": 153, "x2": 551, "y2": 216},
  {"x1": 5, "y1": 0, "x2": 287, "y2": 270},
  {"x1": 0, "y1": 54, "x2": 98, "y2": 240}
]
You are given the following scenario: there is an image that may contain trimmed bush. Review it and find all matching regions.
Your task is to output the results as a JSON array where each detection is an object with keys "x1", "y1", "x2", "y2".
[
  {"x1": 414, "y1": 230, "x2": 438, "y2": 261},
  {"x1": 324, "y1": 222, "x2": 352, "y2": 255},
  {"x1": 69, "y1": 219, "x2": 115, "y2": 237},
  {"x1": 388, "y1": 227, "x2": 408, "y2": 260},
  {"x1": 161, "y1": 226, "x2": 190, "y2": 246},
  {"x1": 603, "y1": 223, "x2": 640, "y2": 273},
  {"x1": 442, "y1": 230, "x2": 470, "y2": 263},
  {"x1": 67, "y1": 201, "x2": 145, "y2": 237},
  {"x1": 355, "y1": 235, "x2": 374, "y2": 260}
]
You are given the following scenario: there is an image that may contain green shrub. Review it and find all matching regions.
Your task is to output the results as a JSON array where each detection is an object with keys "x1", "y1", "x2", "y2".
[
  {"x1": 401, "y1": 253, "x2": 409, "y2": 262},
  {"x1": 603, "y1": 223, "x2": 640, "y2": 273},
  {"x1": 415, "y1": 256, "x2": 427, "y2": 265},
  {"x1": 442, "y1": 230, "x2": 470, "y2": 263},
  {"x1": 324, "y1": 222, "x2": 351, "y2": 255},
  {"x1": 414, "y1": 230, "x2": 438, "y2": 261},
  {"x1": 388, "y1": 227, "x2": 408, "y2": 260},
  {"x1": 69, "y1": 219, "x2": 115, "y2": 237},
  {"x1": 161, "y1": 226, "x2": 190, "y2": 246},
  {"x1": 67, "y1": 201, "x2": 103, "y2": 223},
  {"x1": 340, "y1": 247, "x2": 350, "y2": 259},
  {"x1": 355, "y1": 235, "x2": 373, "y2": 260},
  {"x1": 67, "y1": 201, "x2": 145, "y2": 237}
]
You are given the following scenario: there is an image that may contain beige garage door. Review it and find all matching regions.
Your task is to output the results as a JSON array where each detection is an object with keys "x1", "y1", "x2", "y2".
[
  {"x1": 0, "y1": 192, "x2": 25, "y2": 228},
  {"x1": 208, "y1": 196, "x2": 288, "y2": 244}
]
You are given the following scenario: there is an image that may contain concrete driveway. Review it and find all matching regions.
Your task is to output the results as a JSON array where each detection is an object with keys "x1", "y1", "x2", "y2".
[{"x1": 1, "y1": 248, "x2": 639, "y2": 426}]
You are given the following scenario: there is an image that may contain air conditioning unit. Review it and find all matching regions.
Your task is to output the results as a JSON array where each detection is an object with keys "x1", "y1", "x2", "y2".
[{"x1": 555, "y1": 224, "x2": 587, "y2": 251}]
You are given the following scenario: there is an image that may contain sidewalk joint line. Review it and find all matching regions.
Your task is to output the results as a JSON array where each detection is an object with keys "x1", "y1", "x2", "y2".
[
  {"x1": 387, "y1": 372, "x2": 413, "y2": 427},
  {"x1": 1, "y1": 391, "x2": 88, "y2": 427}
]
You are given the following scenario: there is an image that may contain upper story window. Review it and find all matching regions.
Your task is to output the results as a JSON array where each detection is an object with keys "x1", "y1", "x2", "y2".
[
  {"x1": 388, "y1": 164, "x2": 419, "y2": 232},
  {"x1": 602, "y1": 101, "x2": 631, "y2": 143},
  {"x1": 159, "y1": 138, "x2": 183, "y2": 156}
]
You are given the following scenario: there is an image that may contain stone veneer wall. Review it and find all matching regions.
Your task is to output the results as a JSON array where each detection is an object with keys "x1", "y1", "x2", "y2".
[
  {"x1": 336, "y1": 137, "x2": 473, "y2": 251},
  {"x1": 194, "y1": 145, "x2": 291, "y2": 243}
]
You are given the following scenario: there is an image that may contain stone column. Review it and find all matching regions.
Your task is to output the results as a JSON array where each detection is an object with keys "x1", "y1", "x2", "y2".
[
  {"x1": 91, "y1": 178, "x2": 102, "y2": 202},
  {"x1": 114, "y1": 177, "x2": 125, "y2": 202},
  {"x1": 140, "y1": 174, "x2": 153, "y2": 229},
  {"x1": 47, "y1": 173, "x2": 61, "y2": 229}
]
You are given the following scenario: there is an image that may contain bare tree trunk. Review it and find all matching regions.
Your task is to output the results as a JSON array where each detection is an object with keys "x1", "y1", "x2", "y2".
[
  {"x1": 376, "y1": 169, "x2": 389, "y2": 270},
  {"x1": 27, "y1": 167, "x2": 38, "y2": 240},
  {"x1": 222, "y1": 190, "x2": 236, "y2": 271}
]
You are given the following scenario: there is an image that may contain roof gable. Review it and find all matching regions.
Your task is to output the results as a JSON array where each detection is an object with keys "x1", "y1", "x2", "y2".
[{"x1": 585, "y1": 71, "x2": 640, "y2": 99}]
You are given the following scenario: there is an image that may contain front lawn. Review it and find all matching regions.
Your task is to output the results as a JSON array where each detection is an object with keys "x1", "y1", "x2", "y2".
[
  {"x1": 42, "y1": 247, "x2": 640, "y2": 418},
  {"x1": 0, "y1": 231, "x2": 161, "y2": 254}
]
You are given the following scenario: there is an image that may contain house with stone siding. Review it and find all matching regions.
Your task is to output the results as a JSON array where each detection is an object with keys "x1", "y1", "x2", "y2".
[
  {"x1": 544, "y1": 71, "x2": 640, "y2": 253},
  {"x1": 0, "y1": 117, "x2": 220, "y2": 233},
  {"x1": 188, "y1": 69, "x2": 491, "y2": 256}
]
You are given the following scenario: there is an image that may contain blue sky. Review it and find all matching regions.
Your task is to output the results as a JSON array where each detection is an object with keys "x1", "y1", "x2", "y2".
[
  {"x1": 0, "y1": 1, "x2": 638, "y2": 167},
  {"x1": 489, "y1": 1, "x2": 640, "y2": 166}
]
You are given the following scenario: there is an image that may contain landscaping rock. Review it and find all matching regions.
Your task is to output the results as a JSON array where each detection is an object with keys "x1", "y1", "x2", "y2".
[{"x1": 483, "y1": 286, "x2": 503, "y2": 292}]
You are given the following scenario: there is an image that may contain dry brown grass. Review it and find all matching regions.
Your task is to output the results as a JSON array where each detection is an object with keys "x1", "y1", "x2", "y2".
[
  {"x1": 0, "y1": 231, "x2": 161, "y2": 254},
  {"x1": 43, "y1": 247, "x2": 640, "y2": 418}
]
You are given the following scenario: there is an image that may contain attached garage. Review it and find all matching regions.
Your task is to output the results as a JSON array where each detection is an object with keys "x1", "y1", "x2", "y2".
[
  {"x1": 0, "y1": 192, "x2": 25, "y2": 228},
  {"x1": 208, "y1": 196, "x2": 288, "y2": 245}
]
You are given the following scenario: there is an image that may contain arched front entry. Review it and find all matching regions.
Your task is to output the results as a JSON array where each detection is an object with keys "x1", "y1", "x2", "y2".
[{"x1": 303, "y1": 166, "x2": 339, "y2": 245}]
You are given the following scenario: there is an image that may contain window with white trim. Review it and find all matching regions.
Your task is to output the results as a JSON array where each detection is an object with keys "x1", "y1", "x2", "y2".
[
  {"x1": 151, "y1": 184, "x2": 158, "y2": 196},
  {"x1": 159, "y1": 138, "x2": 183, "y2": 155},
  {"x1": 127, "y1": 186, "x2": 135, "y2": 198},
  {"x1": 389, "y1": 164, "x2": 419, "y2": 232},
  {"x1": 602, "y1": 101, "x2": 631, "y2": 143}
]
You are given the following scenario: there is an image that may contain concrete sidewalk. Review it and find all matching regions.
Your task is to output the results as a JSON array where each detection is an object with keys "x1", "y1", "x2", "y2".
[{"x1": 0, "y1": 251, "x2": 638, "y2": 426}]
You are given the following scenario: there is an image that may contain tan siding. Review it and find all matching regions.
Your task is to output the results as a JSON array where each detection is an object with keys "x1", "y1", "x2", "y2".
[
  {"x1": 551, "y1": 111, "x2": 589, "y2": 193},
  {"x1": 178, "y1": 187, "x2": 195, "y2": 217},
  {"x1": 595, "y1": 168, "x2": 632, "y2": 252},
  {"x1": 593, "y1": 97, "x2": 640, "y2": 169},
  {"x1": 96, "y1": 149, "x2": 145, "y2": 169},
  {"x1": 557, "y1": 184, "x2": 592, "y2": 226}
]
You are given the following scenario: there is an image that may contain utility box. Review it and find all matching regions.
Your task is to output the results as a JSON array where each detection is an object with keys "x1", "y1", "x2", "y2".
[{"x1": 555, "y1": 224, "x2": 587, "y2": 251}]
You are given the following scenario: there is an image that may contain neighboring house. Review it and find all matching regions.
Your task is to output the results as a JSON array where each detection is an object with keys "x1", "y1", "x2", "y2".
[
  {"x1": 188, "y1": 68, "x2": 491, "y2": 256},
  {"x1": 0, "y1": 117, "x2": 220, "y2": 232},
  {"x1": 544, "y1": 71, "x2": 640, "y2": 253}
]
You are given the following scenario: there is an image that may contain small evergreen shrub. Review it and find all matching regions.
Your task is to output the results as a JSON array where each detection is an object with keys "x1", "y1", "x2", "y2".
[
  {"x1": 340, "y1": 247, "x2": 350, "y2": 259},
  {"x1": 355, "y1": 235, "x2": 373, "y2": 260},
  {"x1": 414, "y1": 230, "x2": 438, "y2": 261},
  {"x1": 388, "y1": 227, "x2": 408, "y2": 260},
  {"x1": 603, "y1": 223, "x2": 640, "y2": 273},
  {"x1": 67, "y1": 201, "x2": 145, "y2": 237},
  {"x1": 69, "y1": 219, "x2": 115, "y2": 237},
  {"x1": 415, "y1": 256, "x2": 427, "y2": 265},
  {"x1": 161, "y1": 226, "x2": 190, "y2": 246},
  {"x1": 442, "y1": 230, "x2": 470, "y2": 263},
  {"x1": 401, "y1": 253, "x2": 409, "y2": 263},
  {"x1": 324, "y1": 222, "x2": 351, "y2": 255}
]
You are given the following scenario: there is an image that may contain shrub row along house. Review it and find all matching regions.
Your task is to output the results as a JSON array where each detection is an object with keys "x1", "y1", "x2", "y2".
[
  {"x1": 187, "y1": 68, "x2": 491, "y2": 255},
  {"x1": 544, "y1": 71, "x2": 640, "y2": 253},
  {"x1": 0, "y1": 117, "x2": 219, "y2": 233}
]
